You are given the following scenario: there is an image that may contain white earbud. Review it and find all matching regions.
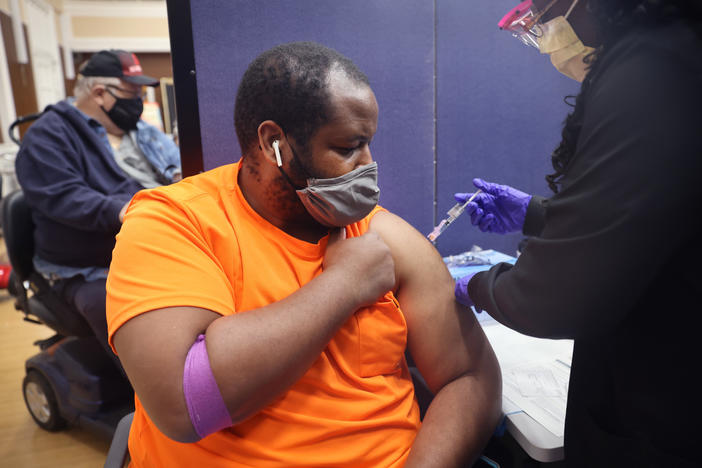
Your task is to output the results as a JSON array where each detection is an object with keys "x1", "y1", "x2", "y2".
[{"x1": 272, "y1": 140, "x2": 282, "y2": 167}]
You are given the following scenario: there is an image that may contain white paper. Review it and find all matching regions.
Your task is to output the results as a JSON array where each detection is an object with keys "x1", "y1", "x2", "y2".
[
  {"x1": 502, "y1": 360, "x2": 570, "y2": 437},
  {"x1": 512, "y1": 365, "x2": 564, "y2": 397}
]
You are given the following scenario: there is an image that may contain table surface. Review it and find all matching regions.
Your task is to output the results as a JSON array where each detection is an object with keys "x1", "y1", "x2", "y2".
[
  {"x1": 447, "y1": 249, "x2": 573, "y2": 463},
  {"x1": 481, "y1": 319, "x2": 572, "y2": 462}
]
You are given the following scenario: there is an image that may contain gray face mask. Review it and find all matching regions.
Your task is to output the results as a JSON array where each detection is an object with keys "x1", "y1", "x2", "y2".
[{"x1": 273, "y1": 140, "x2": 380, "y2": 227}]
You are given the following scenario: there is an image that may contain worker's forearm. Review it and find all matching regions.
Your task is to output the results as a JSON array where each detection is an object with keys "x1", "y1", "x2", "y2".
[
  {"x1": 205, "y1": 268, "x2": 360, "y2": 424},
  {"x1": 405, "y1": 366, "x2": 502, "y2": 467}
]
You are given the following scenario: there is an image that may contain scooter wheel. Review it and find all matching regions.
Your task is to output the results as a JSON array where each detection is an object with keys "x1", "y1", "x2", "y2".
[{"x1": 23, "y1": 370, "x2": 67, "y2": 431}]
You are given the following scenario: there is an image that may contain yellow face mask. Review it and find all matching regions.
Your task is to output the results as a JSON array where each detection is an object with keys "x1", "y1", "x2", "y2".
[{"x1": 536, "y1": 0, "x2": 595, "y2": 82}]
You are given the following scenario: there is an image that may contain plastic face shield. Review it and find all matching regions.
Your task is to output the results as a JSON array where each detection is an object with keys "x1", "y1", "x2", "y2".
[{"x1": 498, "y1": 0, "x2": 560, "y2": 49}]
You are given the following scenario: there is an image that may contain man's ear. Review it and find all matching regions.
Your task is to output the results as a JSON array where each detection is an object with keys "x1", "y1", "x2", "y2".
[
  {"x1": 257, "y1": 120, "x2": 284, "y2": 166},
  {"x1": 92, "y1": 85, "x2": 107, "y2": 107}
]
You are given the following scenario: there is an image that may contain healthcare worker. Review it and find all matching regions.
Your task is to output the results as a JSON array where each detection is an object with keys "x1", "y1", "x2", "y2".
[{"x1": 454, "y1": 1, "x2": 701, "y2": 466}]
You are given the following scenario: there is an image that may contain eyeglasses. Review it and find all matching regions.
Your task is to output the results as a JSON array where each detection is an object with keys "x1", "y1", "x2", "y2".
[
  {"x1": 497, "y1": 0, "x2": 561, "y2": 49},
  {"x1": 105, "y1": 85, "x2": 144, "y2": 100}
]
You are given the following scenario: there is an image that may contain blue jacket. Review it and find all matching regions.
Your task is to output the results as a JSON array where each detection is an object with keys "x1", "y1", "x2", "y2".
[
  {"x1": 15, "y1": 100, "x2": 181, "y2": 268},
  {"x1": 135, "y1": 119, "x2": 181, "y2": 183}
]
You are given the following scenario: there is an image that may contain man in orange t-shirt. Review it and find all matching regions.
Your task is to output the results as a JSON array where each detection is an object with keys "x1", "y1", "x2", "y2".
[{"x1": 107, "y1": 42, "x2": 501, "y2": 468}]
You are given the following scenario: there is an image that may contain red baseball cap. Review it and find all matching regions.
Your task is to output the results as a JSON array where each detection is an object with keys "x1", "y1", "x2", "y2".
[{"x1": 80, "y1": 49, "x2": 159, "y2": 86}]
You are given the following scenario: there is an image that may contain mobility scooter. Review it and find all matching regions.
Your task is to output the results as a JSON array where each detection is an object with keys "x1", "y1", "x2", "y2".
[
  {"x1": 3, "y1": 189, "x2": 133, "y2": 439},
  {"x1": 2, "y1": 112, "x2": 133, "y2": 440}
]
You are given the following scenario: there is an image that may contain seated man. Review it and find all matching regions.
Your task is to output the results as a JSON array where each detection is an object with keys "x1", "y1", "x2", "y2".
[
  {"x1": 107, "y1": 42, "x2": 501, "y2": 467},
  {"x1": 15, "y1": 49, "x2": 181, "y2": 368}
]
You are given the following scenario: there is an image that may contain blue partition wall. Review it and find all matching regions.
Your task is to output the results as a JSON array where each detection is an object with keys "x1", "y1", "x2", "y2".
[
  {"x1": 435, "y1": 0, "x2": 578, "y2": 255},
  {"x1": 176, "y1": 0, "x2": 578, "y2": 256},
  {"x1": 187, "y1": 0, "x2": 435, "y2": 233}
]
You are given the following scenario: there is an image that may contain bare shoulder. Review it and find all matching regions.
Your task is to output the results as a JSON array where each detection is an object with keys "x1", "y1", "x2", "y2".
[
  {"x1": 368, "y1": 209, "x2": 429, "y2": 260},
  {"x1": 368, "y1": 210, "x2": 454, "y2": 292},
  {"x1": 368, "y1": 211, "x2": 485, "y2": 393}
]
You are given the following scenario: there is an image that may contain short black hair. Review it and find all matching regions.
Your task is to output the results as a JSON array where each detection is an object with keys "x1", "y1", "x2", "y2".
[{"x1": 234, "y1": 41, "x2": 370, "y2": 155}]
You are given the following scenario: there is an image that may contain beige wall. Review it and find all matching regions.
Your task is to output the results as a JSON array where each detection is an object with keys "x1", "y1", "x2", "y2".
[
  {"x1": 0, "y1": 1, "x2": 170, "y2": 47},
  {"x1": 72, "y1": 16, "x2": 169, "y2": 38},
  {"x1": 65, "y1": 1, "x2": 170, "y2": 52}
]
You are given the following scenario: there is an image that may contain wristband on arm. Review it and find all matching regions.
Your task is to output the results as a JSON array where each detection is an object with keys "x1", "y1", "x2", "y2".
[{"x1": 183, "y1": 334, "x2": 232, "y2": 439}]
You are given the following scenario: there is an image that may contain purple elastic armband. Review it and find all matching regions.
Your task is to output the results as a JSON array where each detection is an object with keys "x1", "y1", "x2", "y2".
[{"x1": 183, "y1": 334, "x2": 232, "y2": 439}]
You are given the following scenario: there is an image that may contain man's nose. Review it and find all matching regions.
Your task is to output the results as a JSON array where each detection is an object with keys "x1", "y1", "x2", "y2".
[{"x1": 355, "y1": 145, "x2": 373, "y2": 168}]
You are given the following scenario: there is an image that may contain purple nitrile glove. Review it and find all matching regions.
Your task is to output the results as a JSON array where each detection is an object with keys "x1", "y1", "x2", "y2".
[
  {"x1": 454, "y1": 178, "x2": 532, "y2": 234},
  {"x1": 454, "y1": 273, "x2": 476, "y2": 308}
]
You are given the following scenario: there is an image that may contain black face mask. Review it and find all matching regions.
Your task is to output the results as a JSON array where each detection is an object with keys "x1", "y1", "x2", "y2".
[{"x1": 101, "y1": 88, "x2": 143, "y2": 132}]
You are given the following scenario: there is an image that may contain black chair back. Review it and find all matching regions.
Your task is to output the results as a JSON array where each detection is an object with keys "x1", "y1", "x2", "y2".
[
  {"x1": 2, "y1": 190, "x2": 35, "y2": 281},
  {"x1": 2, "y1": 190, "x2": 93, "y2": 337}
]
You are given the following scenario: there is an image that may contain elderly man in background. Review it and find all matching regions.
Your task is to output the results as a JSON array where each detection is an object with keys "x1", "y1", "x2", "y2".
[{"x1": 15, "y1": 49, "x2": 181, "y2": 370}]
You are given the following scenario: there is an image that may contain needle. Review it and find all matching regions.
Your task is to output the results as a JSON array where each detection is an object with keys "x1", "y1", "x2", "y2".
[{"x1": 427, "y1": 189, "x2": 482, "y2": 243}]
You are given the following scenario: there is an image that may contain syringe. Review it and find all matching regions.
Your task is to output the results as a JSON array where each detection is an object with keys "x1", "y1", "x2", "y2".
[{"x1": 427, "y1": 189, "x2": 482, "y2": 243}]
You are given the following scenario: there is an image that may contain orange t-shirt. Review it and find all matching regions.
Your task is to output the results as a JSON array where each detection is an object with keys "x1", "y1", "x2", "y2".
[{"x1": 106, "y1": 161, "x2": 421, "y2": 467}]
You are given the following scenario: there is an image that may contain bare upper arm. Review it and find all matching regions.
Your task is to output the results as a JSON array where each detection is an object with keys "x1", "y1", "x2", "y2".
[
  {"x1": 113, "y1": 306, "x2": 221, "y2": 441},
  {"x1": 369, "y1": 211, "x2": 494, "y2": 393}
]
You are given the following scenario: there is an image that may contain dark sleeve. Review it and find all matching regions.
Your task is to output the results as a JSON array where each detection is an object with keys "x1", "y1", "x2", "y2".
[
  {"x1": 468, "y1": 35, "x2": 702, "y2": 339},
  {"x1": 15, "y1": 119, "x2": 128, "y2": 233},
  {"x1": 522, "y1": 195, "x2": 547, "y2": 237}
]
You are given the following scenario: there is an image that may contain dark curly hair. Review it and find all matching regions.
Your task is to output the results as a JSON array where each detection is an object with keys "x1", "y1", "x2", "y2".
[
  {"x1": 234, "y1": 41, "x2": 369, "y2": 155},
  {"x1": 546, "y1": 0, "x2": 702, "y2": 193}
]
